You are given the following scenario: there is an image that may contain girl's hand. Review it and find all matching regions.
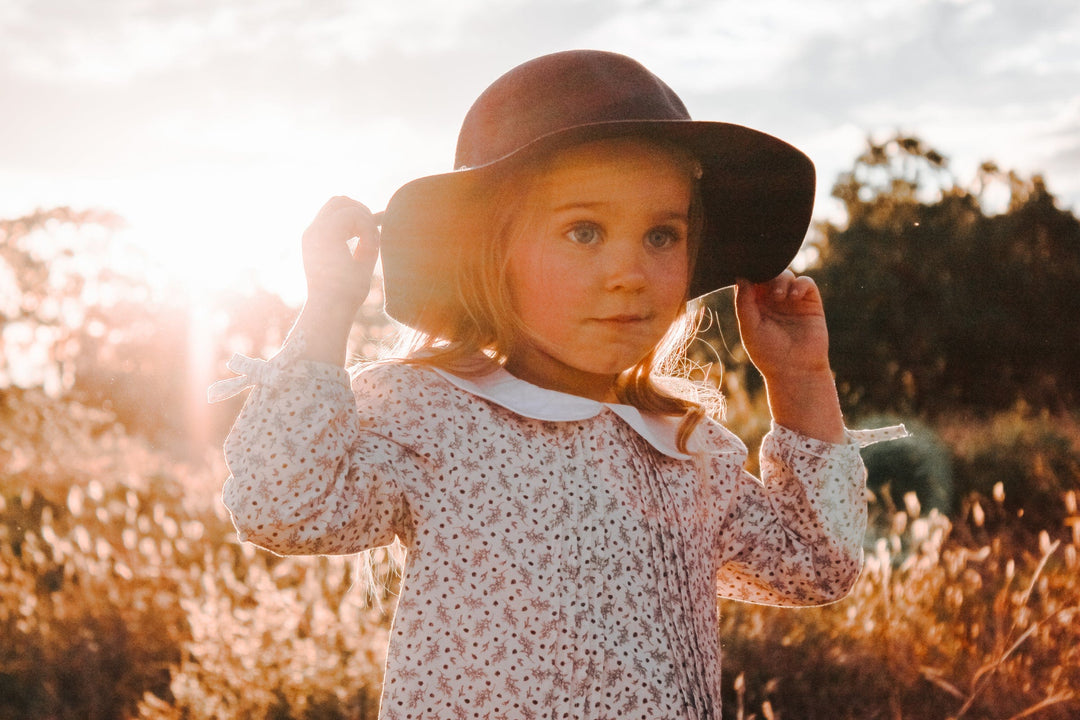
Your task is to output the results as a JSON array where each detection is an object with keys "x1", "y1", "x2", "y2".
[
  {"x1": 735, "y1": 270, "x2": 830, "y2": 381},
  {"x1": 302, "y1": 196, "x2": 381, "y2": 317},
  {"x1": 736, "y1": 271, "x2": 845, "y2": 442},
  {"x1": 293, "y1": 197, "x2": 381, "y2": 365}
]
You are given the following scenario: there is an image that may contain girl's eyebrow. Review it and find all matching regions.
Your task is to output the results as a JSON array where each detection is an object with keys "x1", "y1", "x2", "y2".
[
  {"x1": 549, "y1": 201, "x2": 689, "y2": 222},
  {"x1": 549, "y1": 200, "x2": 610, "y2": 213}
]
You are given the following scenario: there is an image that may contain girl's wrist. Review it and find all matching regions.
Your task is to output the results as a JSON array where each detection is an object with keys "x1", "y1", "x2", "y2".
[
  {"x1": 302, "y1": 294, "x2": 359, "y2": 331},
  {"x1": 291, "y1": 299, "x2": 356, "y2": 366},
  {"x1": 760, "y1": 364, "x2": 835, "y2": 391},
  {"x1": 763, "y1": 369, "x2": 846, "y2": 443}
]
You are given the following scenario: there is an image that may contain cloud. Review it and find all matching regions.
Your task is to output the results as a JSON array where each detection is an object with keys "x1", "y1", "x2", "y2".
[
  {"x1": 3, "y1": 0, "x2": 1078, "y2": 220},
  {"x1": 620, "y1": 0, "x2": 1080, "y2": 210},
  {"x1": 2, "y1": 0, "x2": 659, "y2": 196},
  {"x1": 0, "y1": 0, "x2": 552, "y2": 85},
  {"x1": 682, "y1": 0, "x2": 1076, "y2": 120},
  {"x1": 3, "y1": 0, "x2": 256, "y2": 83}
]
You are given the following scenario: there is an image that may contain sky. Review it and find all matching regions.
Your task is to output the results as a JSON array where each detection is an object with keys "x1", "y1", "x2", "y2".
[{"x1": 3, "y1": 0, "x2": 1079, "y2": 304}]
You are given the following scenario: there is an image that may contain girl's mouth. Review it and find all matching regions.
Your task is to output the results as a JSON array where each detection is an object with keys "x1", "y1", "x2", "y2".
[{"x1": 592, "y1": 314, "x2": 651, "y2": 324}]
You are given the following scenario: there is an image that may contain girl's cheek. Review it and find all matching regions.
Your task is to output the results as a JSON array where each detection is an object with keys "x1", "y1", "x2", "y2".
[{"x1": 657, "y1": 254, "x2": 692, "y2": 295}]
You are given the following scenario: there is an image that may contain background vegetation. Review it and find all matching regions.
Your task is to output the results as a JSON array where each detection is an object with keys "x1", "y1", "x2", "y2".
[{"x1": 2, "y1": 135, "x2": 1078, "y2": 718}]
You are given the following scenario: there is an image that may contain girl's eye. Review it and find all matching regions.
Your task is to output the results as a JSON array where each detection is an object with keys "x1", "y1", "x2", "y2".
[
  {"x1": 566, "y1": 224, "x2": 601, "y2": 246},
  {"x1": 645, "y1": 227, "x2": 681, "y2": 249}
]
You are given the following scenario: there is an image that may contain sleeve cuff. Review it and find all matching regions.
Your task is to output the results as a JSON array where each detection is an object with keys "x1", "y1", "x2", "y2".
[
  {"x1": 768, "y1": 421, "x2": 910, "y2": 458},
  {"x1": 207, "y1": 329, "x2": 349, "y2": 403}
]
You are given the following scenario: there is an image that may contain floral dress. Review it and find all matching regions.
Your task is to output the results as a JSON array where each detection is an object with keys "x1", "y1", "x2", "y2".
[{"x1": 212, "y1": 339, "x2": 905, "y2": 720}]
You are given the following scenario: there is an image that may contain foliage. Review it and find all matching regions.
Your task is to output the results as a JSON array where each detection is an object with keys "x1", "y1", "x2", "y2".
[
  {"x1": 942, "y1": 408, "x2": 1080, "y2": 545},
  {"x1": 808, "y1": 134, "x2": 1080, "y2": 416},
  {"x1": 0, "y1": 207, "x2": 315, "y2": 457},
  {"x1": 4, "y1": 377, "x2": 1079, "y2": 718},
  {"x1": 721, "y1": 503, "x2": 1080, "y2": 720},
  {"x1": 1, "y1": 386, "x2": 209, "y2": 719},
  {"x1": 0, "y1": 387, "x2": 389, "y2": 720},
  {"x1": 135, "y1": 553, "x2": 388, "y2": 720},
  {"x1": 0, "y1": 207, "x2": 127, "y2": 394}
]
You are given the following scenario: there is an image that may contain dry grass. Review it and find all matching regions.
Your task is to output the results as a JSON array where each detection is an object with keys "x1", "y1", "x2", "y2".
[
  {"x1": 2, "y1": 389, "x2": 1078, "y2": 719},
  {"x1": 720, "y1": 502, "x2": 1079, "y2": 720}
]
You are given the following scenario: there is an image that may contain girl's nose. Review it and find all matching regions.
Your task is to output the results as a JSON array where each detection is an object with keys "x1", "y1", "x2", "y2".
[{"x1": 602, "y1": 242, "x2": 648, "y2": 292}]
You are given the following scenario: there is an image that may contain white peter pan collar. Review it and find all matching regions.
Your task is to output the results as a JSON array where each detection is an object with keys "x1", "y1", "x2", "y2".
[
  {"x1": 430, "y1": 364, "x2": 910, "y2": 460},
  {"x1": 431, "y1": 365, "x2": 692, "y2": 460}
]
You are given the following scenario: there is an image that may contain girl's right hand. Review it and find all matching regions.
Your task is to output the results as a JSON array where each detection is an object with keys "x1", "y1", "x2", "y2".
[
  {"x1": 301, "y1": 196, "x2": 381, "y2": 319},
  {"x1": 293, "y1": 197, "x2": 381, "y2": 365}
]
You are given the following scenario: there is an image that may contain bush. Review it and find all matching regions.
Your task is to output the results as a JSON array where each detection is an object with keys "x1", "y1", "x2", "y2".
[
  {"x1": 4, "y1": 389, "x2": 1079, "y2": 719},
  {"x1": 721, "y1": 504, "x2": 1080, "y2": 720},
  {"x1": 811, "y1": 135, "x2": 1080, "y2": 417},
  {"x1": 135, "y1": 552, "x2": 388, "y2": 720},
  {"x1": 941, "y1": 409, "x2": 1080, "y2": 543},
  {"x1": 1, "y1": 389, "x2": 390, "y2": 720},
  {"x1": 1, "y1": 388, "x2": 207, "y2": 719}
]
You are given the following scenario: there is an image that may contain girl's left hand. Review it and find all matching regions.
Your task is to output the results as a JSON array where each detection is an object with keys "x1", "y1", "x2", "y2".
[{"x1": 735, "y1": 270, "x2": 831, "y2": 383}]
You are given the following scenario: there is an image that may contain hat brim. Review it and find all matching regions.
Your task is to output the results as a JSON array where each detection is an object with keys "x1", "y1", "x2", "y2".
[{"x1": 380, "y1": 120, "x2": 814, "y2": 330}]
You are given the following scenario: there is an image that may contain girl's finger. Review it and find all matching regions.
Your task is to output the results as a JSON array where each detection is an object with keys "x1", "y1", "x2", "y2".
[
  {"x1": 308, "y1": 196, "x2": 367, "y2": 236},
  {"x1": 783, "y1": 276, "x2": 805, "y2": 301},
  {"x1": 760, "y1": 269, "x2": 792, "y2": 299},
  {"x1": 788, "y1": 275, "x2": 818, "y2": 302},
  {"x1": 303, "y1": 197, "x2": 378, "y2": 254},
  {"x1": 350, "y1": 219, "x2": 381, "y2": 262}
]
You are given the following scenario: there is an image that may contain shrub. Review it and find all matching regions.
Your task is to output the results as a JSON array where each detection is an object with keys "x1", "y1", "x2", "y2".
[
  {"x1": 135, "y1": 552, "x2": 389, "y2": 720},
  {"x1": 1, "y1": 388, "x2": 214, "y2": 719},
  {"x1": 942, "y1": 409, "x2": 1080, "y2": 542},
  {"x1": 5, "y1": 390, "x2": 1080, "y2": 719},
  {"x1": 2, "y1": 388, "x2": 393, "y2": 720},
  {"x1": 721, "y1": 503, "x2": 1080, "y2": 720}
]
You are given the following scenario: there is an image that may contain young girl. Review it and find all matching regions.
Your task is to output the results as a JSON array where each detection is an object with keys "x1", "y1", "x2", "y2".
[{"x1": 211, "y1": 50, "x2": 905, "y2": 719}]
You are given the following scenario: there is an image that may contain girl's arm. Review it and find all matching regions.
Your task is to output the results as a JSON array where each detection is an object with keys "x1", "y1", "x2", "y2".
[
  {"x1": 220, "y1": 352, "x2": 414, "y2": 556},
  {"x1": 711, "y1": 271, "x2": 880, "y2": 604},
  {"x1": 218, "y1": 198, "x2": 415, "y2": 556}
]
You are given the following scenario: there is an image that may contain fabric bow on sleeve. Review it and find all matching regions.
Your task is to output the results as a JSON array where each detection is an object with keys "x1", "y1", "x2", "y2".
[
  {"x1": 207, "y1": 354, "x2": 281, "y2": 403},
  {"x1": 847, "y1": 425, "x2": 910, "y2": 446}
]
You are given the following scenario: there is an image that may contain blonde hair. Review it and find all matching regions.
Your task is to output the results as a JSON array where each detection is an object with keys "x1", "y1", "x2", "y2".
[{"x1": 388, "y1": 135, "x2": 723, "y2": 452}]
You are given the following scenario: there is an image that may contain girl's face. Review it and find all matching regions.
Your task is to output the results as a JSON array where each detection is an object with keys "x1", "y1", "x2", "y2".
[{"x1": 503, "y1": 138, "x2": 694, "y2": 402}]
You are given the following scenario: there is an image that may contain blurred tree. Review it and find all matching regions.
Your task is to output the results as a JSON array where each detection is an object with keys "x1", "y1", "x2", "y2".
[
  {"x1": 0, "y1": 208, "x2": 305, "y2": 458},
  {"x1": 805, "y1": 134, "x2": 1078, "y2": 415},
  {"x1": 1, "y1": 207, "x2": 127, "y2": 394}
]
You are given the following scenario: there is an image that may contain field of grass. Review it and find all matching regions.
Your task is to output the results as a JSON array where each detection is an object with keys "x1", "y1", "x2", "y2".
[{"x1": 2, "y1": 388, "x2": 1077, "y2": 719}]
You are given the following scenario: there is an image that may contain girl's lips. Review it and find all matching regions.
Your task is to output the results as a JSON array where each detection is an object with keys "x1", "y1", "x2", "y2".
[{"x1": 591, "y1": 314, "x2": 651, "y2": 323}]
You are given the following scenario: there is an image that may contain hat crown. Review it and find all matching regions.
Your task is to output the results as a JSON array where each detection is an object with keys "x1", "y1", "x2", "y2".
[{"x1": 454, "y1": 50, "x2": 691, "y2": 170}]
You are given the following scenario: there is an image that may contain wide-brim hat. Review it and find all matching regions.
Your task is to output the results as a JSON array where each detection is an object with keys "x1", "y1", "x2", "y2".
[{"x1": 379, "y1": 49, "x2": 815, "y2": 331}]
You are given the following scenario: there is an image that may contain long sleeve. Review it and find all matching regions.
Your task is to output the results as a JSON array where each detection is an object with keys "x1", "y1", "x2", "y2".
[
  {"x1": 218, "y1": 344, "x2": 419, "y2": 556},
  {"x1": 711, "y1": 423, "x2": 902, "y2": 606}
]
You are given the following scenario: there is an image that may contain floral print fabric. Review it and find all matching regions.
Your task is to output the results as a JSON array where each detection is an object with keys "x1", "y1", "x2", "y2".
[{"x1": 219, "y1": 342, "x2": 904, "y2": 719}]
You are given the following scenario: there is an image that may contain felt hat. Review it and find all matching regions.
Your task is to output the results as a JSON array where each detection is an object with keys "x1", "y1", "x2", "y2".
[{"x1": 379, "y1": 49, "x2": 815, "y2": 330}]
